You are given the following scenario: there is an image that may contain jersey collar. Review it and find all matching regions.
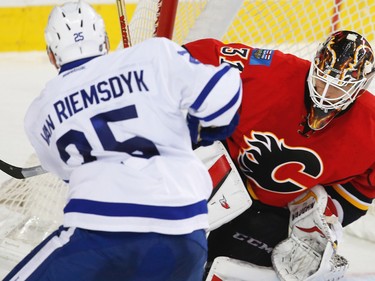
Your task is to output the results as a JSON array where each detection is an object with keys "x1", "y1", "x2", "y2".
[{"x1": 59, "y1": 56, "x2": 100, "y2": 74}]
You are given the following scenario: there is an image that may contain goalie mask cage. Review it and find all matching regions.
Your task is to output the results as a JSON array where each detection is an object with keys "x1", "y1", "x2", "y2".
[{"x1": 1, "y1": 0, "x2": 375, "y2": 277}]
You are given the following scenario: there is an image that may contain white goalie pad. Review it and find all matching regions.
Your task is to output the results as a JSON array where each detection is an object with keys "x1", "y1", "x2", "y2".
[
  {"x1": 205, "y1": 256, "x2": 279, "y2": 281},
  {"x1": 194, "y1": 141, "x2": 252, "y2": 232}
]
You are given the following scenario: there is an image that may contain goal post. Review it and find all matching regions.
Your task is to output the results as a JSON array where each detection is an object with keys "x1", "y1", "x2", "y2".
[
  {"x1": 154, "y1": 0, "x2": 179, "y2": 38},
  {"x1": 124, "y1": 0, "x2": 179, "y2": 46}
]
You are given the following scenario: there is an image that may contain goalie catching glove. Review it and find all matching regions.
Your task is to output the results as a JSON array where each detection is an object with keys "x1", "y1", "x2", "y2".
[{"x1": 272, "y1": 185, "x2": 348, "y2": 281}]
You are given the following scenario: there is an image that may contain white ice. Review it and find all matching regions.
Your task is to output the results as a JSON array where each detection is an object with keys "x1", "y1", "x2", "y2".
[{"x1": 0, "y1": 52, "x2": 374, "y2": 280}]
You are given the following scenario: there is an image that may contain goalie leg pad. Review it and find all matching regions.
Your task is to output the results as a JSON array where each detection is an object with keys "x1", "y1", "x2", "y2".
[{"x1": 205, "y1": 256, "x2": 279, "y2": 281}]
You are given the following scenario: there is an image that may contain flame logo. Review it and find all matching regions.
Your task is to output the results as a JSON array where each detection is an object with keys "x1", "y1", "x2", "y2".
[{"x1": 238, "y1": 132, "x2": 323, "y2": 193}]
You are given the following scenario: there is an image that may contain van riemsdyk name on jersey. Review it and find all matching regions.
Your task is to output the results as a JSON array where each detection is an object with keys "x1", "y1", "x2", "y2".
[{"x1": 40, "y1": 69, "x2": 149, "y2": 145}]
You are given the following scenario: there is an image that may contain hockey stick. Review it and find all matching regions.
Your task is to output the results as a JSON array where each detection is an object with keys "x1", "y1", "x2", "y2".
[
  {"x1": 0, "y1": 151, "x2": 231, "y2": 180},
  {"x1": 0, "y1": 143, "x2": 229, "y2": 181},
  {"x1": 0, "y1": 159, "x2": 47, "y2": 179},
  {"x1": 116, "y1": 0, "x2": 132, "y2": 48},
  {"x1": 0, "y1": 148, "x2": 230, "y2": 180}
]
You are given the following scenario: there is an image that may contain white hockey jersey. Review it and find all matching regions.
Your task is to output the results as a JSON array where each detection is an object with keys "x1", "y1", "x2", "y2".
[{"x1": 24, "y1": 37, "x2": 242, "y2": 235}]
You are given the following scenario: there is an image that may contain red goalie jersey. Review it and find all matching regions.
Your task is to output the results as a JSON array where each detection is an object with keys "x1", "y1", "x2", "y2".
[{"x1": 184, "y1": 38, "x2": 375, "y2": 224}]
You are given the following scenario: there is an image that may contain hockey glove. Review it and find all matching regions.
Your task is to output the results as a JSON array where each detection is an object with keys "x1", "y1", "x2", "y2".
[
  {"x1": 271, "y1": 185, "x2": 348, "y2": 281},
  {"x1": 187, "y1": 112, "x2": 239, "y2": 146}
]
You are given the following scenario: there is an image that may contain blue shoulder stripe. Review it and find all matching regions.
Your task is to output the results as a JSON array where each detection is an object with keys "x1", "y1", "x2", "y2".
[
  {"x1": 64, "y1": 199, "x2": 208, "y2": 220},
  {"x1": 200, "y1": 85, "x2": 241, "y2": 122},
  {"x1": 191, "y1": 64, "x2": 232, "y2": 110}
]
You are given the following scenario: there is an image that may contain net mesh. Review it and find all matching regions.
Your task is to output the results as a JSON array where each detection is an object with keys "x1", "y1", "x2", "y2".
[
  {"x1": 222, "y1": 0, "x2": 375, "y2": 61},
  {"x1": 0, "y1": 154, "x2": 68, "y2": 273},
  {"x1": 129, "y1": 0, "x2": 162, "y2": 45},
  {"x1": 129, "y1": 0, "x2": 208, "y2": 45}
]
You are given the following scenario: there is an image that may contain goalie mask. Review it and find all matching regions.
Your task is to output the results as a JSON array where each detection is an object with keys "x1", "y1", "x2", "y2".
[
  {"x1": 45, "y1": 1, "x2": 109, "y2": 68},
  {"x1": 307, "y1": 30, "x2": 375, "y2": 130}
]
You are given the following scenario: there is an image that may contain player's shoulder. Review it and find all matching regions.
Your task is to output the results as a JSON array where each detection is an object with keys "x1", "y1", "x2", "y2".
[
  {"x1": 132, "y1": 37, "x2": 185, "y2": 60},
  {"x1": 184, "y1": 38, "x2": 236, "y2": 66},
  {"x1": 344, "y1": 91, "x2": 375, "y2": 150},
  {"x1": 344, "y1": 91, "x2": 375, "y2": 138},
  {"x1": 243, "y1": 48, "x2": 310, "y2": 78},
  {"x1": 268, "y1": 49, "x2": 310, "y2": 69},
  {"x1": 356, "y1": 90, "x2": 375, "y2": 114},
  {"x1": 186, "y1": 38, "x2": 253, "y2": 53}
]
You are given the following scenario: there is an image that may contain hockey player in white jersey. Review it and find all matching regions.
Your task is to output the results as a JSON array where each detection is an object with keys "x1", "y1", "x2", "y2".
[{"x1": 3, "y1": 2, "x2": 242, "y2": 281}]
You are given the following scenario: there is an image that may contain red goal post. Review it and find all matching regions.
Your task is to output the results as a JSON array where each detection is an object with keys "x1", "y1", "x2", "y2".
[{"x1": 122, "y1": 0, "x2": 179, "y2": 46}]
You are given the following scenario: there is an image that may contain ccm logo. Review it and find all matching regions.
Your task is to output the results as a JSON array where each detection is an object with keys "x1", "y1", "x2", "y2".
[{"x1": 233, "y1": 232, "x2": 273, "y2": 253}]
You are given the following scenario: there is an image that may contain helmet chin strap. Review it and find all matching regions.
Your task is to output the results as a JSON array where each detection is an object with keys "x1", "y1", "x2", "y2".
[{"x1": 46, "y1": 47, "x2": 59, "y2": 70}]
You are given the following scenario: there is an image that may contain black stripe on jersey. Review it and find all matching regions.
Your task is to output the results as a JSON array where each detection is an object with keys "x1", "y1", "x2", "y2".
[
  {"x1": 336, "y1": 182, "x2": 373, "y2": 204},
  {"x1": 325, "y1": 183, "x2": 371, "y2": 226}
]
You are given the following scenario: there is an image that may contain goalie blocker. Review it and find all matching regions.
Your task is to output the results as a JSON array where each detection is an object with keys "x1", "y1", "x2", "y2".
[{"x1": 194, "y1": 141, "x2": 252, "y2": 233}]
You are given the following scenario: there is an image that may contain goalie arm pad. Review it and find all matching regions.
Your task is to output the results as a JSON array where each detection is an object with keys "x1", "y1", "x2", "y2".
[
  {"x1": 193, "y1": 141, "x2": 252, "y2": 232},
  {"x1": 271, "y1": 185, "x2": 348, "y2": 281}
]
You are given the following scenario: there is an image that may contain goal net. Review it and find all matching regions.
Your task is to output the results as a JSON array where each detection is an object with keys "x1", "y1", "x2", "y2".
[{"x1": 1, "y1": 0, "x2": 375, "y2": 277}]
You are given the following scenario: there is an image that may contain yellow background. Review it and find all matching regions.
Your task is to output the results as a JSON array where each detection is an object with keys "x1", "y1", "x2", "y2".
[
  {"x1": 1, "y1": 1, "x2": 374, "y2": 52},
  {"x1": 0, "y1": 4, "x2": 136, "y2": 52}
]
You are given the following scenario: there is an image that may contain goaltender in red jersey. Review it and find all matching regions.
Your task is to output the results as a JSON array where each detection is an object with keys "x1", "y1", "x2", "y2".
[{"x1": 184, "y1": 30, "x2": 375, "y2": 280}]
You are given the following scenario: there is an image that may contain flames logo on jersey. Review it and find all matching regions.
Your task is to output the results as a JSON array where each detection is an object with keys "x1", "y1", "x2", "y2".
[{"x1": 238, "y1": 131, "x2": 323, "y2": 193}]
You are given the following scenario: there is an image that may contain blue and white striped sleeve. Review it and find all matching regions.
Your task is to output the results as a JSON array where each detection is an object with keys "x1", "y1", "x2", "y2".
[
  {"x1": 188, "y1": 63, "x2": 242, "y2": 128},
  {"x1": 160, "y1": 38, "x2": 242, "y2": 128}
]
